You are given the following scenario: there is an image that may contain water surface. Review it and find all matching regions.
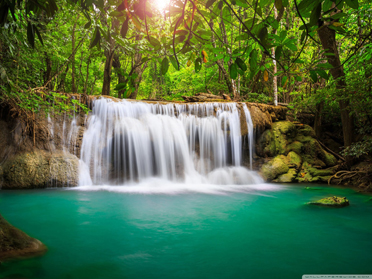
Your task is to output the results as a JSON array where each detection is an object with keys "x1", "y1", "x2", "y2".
[{"x1": 1, "y1": 184, "x2": 372, "y2": 279}]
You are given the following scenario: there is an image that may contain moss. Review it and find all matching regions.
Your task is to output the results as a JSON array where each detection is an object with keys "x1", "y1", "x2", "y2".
[
  {"x1": 287, "y1": 141, "x2": 303, "y2": 154},
  {"x1": 272, "y1": 121, "x2": 296, "y2": 136},
  {"x1": 321, "y1": 150, "x2": 338, "y2": 167},
  {"x1": 296, "y1": 124, "x2": 316, "y2": 137},
  {"x1": 295, "y1": 135, "x2": 314, "y2": 143},
  {"x1": 261, "y1": 155, "x2": 289, "y2": 181},
  {"x1": 297, "y1": 162, "x2": 335, "y2": 183},
  {"x1": 287, "y1": 151, "x2": 302, "y2": 169},
  {"x1": 275, "y1": 168, "x2": 298, "y2": 183},
  {"x1": 308, "y1": 196, "x2": 349, "y2": 207},
  {"x1": 0, "y1": 213, "x2": 47, "y2": 260}
]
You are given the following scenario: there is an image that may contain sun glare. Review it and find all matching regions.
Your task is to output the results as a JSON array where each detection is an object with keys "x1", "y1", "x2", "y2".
[{"x1": 154, "y1": 0, "x2": 170, "y2": 11}]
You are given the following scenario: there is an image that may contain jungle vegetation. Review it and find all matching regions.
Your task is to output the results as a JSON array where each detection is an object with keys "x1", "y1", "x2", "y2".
[{"x1": 0, "y1": 0, "x2": 371, "y2": 158}]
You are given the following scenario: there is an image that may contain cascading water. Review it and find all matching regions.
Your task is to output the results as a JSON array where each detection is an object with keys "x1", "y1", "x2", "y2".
[{"x1": 78, "y1": 98, "x2": 263, "y2": 191}]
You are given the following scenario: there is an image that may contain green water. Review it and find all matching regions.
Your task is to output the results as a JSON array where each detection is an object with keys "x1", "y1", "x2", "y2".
[{"x1": 1, "y1": 185, "x2": 372, "y2": 279}]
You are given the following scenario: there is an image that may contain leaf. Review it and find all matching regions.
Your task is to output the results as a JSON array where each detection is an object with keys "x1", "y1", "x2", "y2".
[
  {"x1": 316, "y1": 69, "x2": 328, "y2": 80},
  {"x1": 187, "y1": 60, "x2": 192, "y2": 67},
  {"x1": 230, "y1": 63, "x2": 238, "y2": 79},
  {"x1": 309, "y1": 70, "x2": 318, "y2": 83},
  {"x1": 280, "y1": 30, "x2": 287, "y2": 40},
  {"x1": 235, "y1": 0, "x2": 249, "y2": 8},
  {"x1": 89, "y1": 27, "x2": 101, "y2": 49},
  {"x1": 235, "y1": 57, "x2": 247, "y2": 71},
  {"x1": 195, "y1": 57, "x2": 202, "y2": 73},
  {"x1": 264, "y1": 70, "x2": 269, "y2": 81},
  {"x1": 34, "y1": 25, "x2": 43, "y2": 46},
  {"x1": 148, "y1": 36, "x2": 161, "y2": 50},
  {"x1": 170, "y1": 56, "x2": 179, "y2": 70},
  {"x1": 344, "y1": 0, "x2": 358, "y2": 9},
  {"x1": 275, "y1": 46, "x2": 282, "y2": 60},
  {"x1": 282, "y1": 76, "x2": 288, "y2": 87},
  {"x1": 295, "y1": 76, "x2": 302, "y2": 81},
  {"x1": 275, "y1": 0, "x2": 282, "y2": 10},
  {"x1": 249, "y1": 49, "x2": 258, "y2": 72},
  {"x1": 84, "y1": 20, "x2": 91, "y2": 29},
  {"x1": 310, "y1": 2, "x2": 321, "y2": 26},
  {"x1": 27, "y1": 22, "x2": 35, "y2": 48},
  {"x1": 161, "y1": 57, "x2": 169, "y2": 75},
  {"x1": 120, "y1": 18, "x2": 129, "y2": 38},
  {"x1": 206, "y1": 0, "x2": 216, "y2": 9},
  {"x1": 115, "y1": 83, "x2": 127, "y2": 91},
  {"x1": 285, "y1": 42, "x2": 297, "y2": 51},
  {"x1": 258, "y1": 26, "x2": 268, "y2": 48},
  {"x1": 332, "y1": 22, "x2": 345, "y2": 27}
]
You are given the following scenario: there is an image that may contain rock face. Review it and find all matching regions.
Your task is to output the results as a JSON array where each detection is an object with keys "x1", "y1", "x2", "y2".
[
  {"x1": 258, "y1": 121, "x2": 338, "y2": 182},
  {"x1": 182, "y1": 93, "x2": 230, "y2": 102},
  {"x1": 0, "y1": 213, "x2": 47, "y2": 261},
  {"x1": 308, "y1": 196, "x2": 350, "y2": 207},
  {"x1": 1, "y1": 150, "x2": 80, "y2": 189}
]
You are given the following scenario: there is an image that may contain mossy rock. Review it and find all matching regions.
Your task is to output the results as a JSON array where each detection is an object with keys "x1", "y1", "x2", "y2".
[
  {"x1": 287, "y1": 151, "x2": 302, "y2": 169},
  {"x1": 275, "y1": 168, "x2": 298, "y2": 183},
  {"x1": 260, "y1": 155, "x2": 289, "y2": 181},
  {"x1": 2, "y1": 150, "x2": 80, "y2": 189},
  {"x1": 297, "y1": 162, "x2": 335, "y2": 183},
  {"x1": 287, "y1": 141, "x2": 303, "y2": 154},
  {"x1": 308, "y1": 196, "x2": 350, "y2": 207},
  {"x1": 296, "y1": 124, "x2": 316, "y2": 138},
  {"x1": 272, "y1": 121, "x2": 296, "y2": 136},
  {"x1": 0, "y1": 213, "x2": 47, "y2": 261}
]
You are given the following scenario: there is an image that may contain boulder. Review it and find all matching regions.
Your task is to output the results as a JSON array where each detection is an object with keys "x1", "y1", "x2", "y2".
[
  {"x1": 261, "y1": 155, "x2": 289, "y2": 181},
  {"x1": 257, "y1": 121, "x2": 338, "y2": 183},
  {"x1": 308, "y1": 196, "x2": 350, "y2": 207},
  {"x1": 1, "y1": 150, "x2": 80, "y2": 189},
  {"x1": 0, "y1": 213, "x2": 47, "y2": 261}
]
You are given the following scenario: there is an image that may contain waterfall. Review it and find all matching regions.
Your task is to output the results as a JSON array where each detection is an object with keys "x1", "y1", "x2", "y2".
[{"x1": 79, "y1": 98, "x2": 262, "y2": 187}]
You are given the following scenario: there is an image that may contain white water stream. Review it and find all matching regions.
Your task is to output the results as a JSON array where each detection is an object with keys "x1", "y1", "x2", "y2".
[{"x1": 77, "y1": 98, "x2": 263, "y2": 191}]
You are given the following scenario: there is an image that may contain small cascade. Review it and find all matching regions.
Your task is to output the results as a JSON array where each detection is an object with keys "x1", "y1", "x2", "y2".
[
  {"x1": 243, "y1": 104, "x2": 254, "y2": 170},
  {"x1": 79, "y1": 98, "x2": 262, "y2": 186},
  {"x1": 47, "y1": 105, "x2": 82, "y2": 188}
]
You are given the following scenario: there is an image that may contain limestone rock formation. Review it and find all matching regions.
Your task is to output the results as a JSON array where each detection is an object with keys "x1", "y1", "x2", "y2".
[
  {"x1": 182, "y1": 93, "x2": 228, "y2": 102},
  {"x1": 258, "y1": 121, "x2": 338, "y2": 182},
  {"x1": 0, "y1": 213, "x2": 47, "y2": 261},
  {"x1": 308, "y1": 196, "x2": 350, "y2": 207},
  {"x1": 1, "y1": 150, "x2": 80, "y2": 189}
]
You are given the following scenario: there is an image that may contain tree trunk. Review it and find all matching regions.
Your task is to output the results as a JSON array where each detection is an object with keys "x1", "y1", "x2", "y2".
[
  {"x1": 43, "y1": 52, "x2": 52, "y2": 90},
  {"x1": 83, "y1": 56, "x2": 91, "y2": 94},
  {"x1": 317, "y1": 11, "x2": 355, "y2": 147},
  {"x1": 112, "y1": 54, "x2": 126, "y2": 98},
  {"x1": 71, "y1": 22, "x2": 77, "y2": 93},
  {"x1": 314, "y1": 100, "x2": 324, "y2": 138},
  {"x1": 272, "y1": 6, "x2": 278, "y2": 106},
  {"x1": 128, "y1": 35, "x2": 148, "y2": 99},
  {"x1": 209, "y1": 19, "x2": 235, "y2": 97}
]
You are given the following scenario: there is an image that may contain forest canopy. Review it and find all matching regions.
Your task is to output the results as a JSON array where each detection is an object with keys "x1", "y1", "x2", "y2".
[{"x1": 0, "y1": 0, "x2": 372, "y2": 156}]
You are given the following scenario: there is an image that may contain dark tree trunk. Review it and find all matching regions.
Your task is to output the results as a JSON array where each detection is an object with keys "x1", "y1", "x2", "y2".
[
  {"x1": 317, "y1": 18, "x2": 355, "y2": 147},
  {"x1": 314, "y1": 100, "x2": 324, "y2": 138},
  {"x1": 71, "y1": 22, "x2": 77, "y2": 93},
  {"x1": 112, "y1": 54, "x2": 126, "y2": 98},
  {"x1": 128, "y1": 35, "x2": 148, "y2": 99},
  {"x1": 43, "y1": 52, "x2": 52, "y2": 90}
]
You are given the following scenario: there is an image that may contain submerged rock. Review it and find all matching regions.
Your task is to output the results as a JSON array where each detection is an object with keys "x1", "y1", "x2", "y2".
[
  {"x1": 1, "y1": 150, "x2": 80, "y2": 189},
  {"x1": 308, "y1": 196, "x2": 350, "y2": 207},
  {"x1": 0, "y1": 213, "x2": 47, "y2": 261}
]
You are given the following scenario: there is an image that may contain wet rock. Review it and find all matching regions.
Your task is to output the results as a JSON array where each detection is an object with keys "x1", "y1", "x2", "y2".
[
  {"x1": 308, "y1": 196, "x2": 350, "y2": 207},
  {"x1": 1, "y1": 150, "x2": 80, "y2": 189},
  {"x1": 275, "y1": 168, "x2": 298, "y2": 183},
  {"x1": 260, "y1": 155, "x2": 289, "y2": 181},
  {"x1": 0, "y1": 213, "x2": 47, "y2": 261},
  {"x1": 257, "y1": 121, "x2": 338, "y2": 183}
]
